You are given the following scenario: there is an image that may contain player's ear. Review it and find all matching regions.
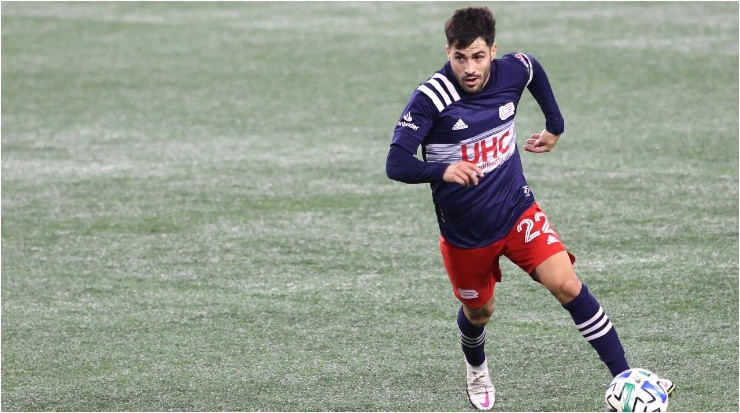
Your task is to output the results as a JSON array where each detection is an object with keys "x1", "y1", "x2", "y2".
[
  {"x1": 490, "y1": 43, "x2": 497, "y2": 60},
  {"x1": 445, "y1": 44, "x2": 451, "y2": 58}
]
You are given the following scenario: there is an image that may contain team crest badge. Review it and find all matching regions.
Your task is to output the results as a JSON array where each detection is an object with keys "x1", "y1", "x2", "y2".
[{"x1": 499, "y1": 102, "x2": 515, "y2": 120}]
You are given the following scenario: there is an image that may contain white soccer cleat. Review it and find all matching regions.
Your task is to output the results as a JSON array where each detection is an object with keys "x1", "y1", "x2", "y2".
[
  {"x1": 657, "y1": 377, "x2": 675, "y2": 397},
  {"x1": 465, "y1": 358, "x2": 495, "y2": 410}
]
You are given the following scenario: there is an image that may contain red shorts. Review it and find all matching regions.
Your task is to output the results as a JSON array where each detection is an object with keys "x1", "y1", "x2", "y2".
[{"x1": 440, "y1": 203, "x2": 576, "y2": 308}]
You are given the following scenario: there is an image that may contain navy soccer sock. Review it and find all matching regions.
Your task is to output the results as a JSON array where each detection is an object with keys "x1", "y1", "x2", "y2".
[
  {"x1": 562, "y1": 284, "x2": 630, "y2": 377},
  {"x1": 457, "y1": 306, "x2": 487, "y2": 367}
]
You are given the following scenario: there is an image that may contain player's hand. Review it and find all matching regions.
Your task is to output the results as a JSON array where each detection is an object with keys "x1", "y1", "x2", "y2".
[
  {"x1": 525, "y1": 129, "x2": 560, "y2": 153},
  {"x1": 443, "y1": 161, "x2": 484, "y2": 187}
]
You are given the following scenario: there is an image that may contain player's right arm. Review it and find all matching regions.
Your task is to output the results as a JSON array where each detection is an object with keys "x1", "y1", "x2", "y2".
[
  {"x1": 386, "y1": 144, "x2": 448, "y2": 184},
  {"x1": 387, "y1": 145, "x2": 483, "y2": 186},
  {"x1": 385, "y1": 90, "x2": 482, "y2": 186}
]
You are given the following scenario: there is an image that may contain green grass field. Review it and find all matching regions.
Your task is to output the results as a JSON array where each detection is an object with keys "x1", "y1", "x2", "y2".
[{"x1": 2, "y1": 2, "x2": 738, "y2": 411}]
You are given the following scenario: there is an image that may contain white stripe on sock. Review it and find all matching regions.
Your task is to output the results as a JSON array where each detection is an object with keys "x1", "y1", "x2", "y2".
[
  {"x1": 579, "y1": 313, "x2": 609, "y2": 337},
  {"x1": 460, "y1": 330, "x2": 486, "y2": 348},
  {"x1": 575, "y1": 306, "x2": 604, "y2": 330},
  {"x1": 583, "y1": 321, "x2": 613, "y2": 341}
]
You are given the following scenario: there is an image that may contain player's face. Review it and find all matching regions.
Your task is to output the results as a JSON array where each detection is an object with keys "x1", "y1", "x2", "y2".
[{"x1": 446, "y1": 37, "x2": 497, "y2": 94}]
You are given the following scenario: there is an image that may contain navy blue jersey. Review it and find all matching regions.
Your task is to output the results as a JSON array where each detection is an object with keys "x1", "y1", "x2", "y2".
[{"x1": 387, "y1": 53, "x2": 564, "y2": 248}]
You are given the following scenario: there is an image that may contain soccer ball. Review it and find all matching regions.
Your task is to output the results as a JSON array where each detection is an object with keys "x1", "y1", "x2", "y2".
[{"x1": 605, "y1": 368, "x2": 669, "y2": 412}]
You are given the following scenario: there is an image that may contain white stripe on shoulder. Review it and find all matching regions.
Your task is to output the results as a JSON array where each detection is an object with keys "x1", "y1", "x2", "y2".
[
  {"x1": 427, "y1": 78, "x2": 452, "y2": 106},
  {"x1": 518, "y1": 53, "x2": 534, "y2": 87},
  {"x1": 417, "y1": 84, "x2": 444, "y2": 112},
  {"x1": 432, "y1": 73, "x2": 461, "y2": 101}
]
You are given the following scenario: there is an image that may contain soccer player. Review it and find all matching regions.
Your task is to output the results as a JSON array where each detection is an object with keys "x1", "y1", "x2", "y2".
[{"x1": 385, "y1": 7, "x2": 673, "y2": 410}]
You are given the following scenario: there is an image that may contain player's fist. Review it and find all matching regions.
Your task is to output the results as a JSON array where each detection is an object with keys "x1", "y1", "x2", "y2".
[{"x1": 443, "y1": 161, "x2": 484, "y2": 187}]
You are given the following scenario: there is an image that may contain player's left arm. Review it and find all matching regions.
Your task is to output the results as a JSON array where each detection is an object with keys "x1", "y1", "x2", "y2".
[{"x1": 518, "y1": 54, "x2": 565, "y2": 153}]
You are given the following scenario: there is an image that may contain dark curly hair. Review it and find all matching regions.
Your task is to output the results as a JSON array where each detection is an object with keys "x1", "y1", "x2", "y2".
[{"x1": 444, "y1": 7, "x2": 496, "y2": 49}]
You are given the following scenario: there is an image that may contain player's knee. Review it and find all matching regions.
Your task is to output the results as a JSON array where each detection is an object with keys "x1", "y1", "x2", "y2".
[
  {"x1": 552, "y1": 277, "x2": 583, "y2": 304},
  {"x1": 468, "y1": 310, "x2": 493, "y2": 327},
  {"x1": 465, "y1": 300, "x2": 495, "y2": 326}
]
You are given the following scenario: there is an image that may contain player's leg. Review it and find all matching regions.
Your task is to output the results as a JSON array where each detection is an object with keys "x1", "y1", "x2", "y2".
[
  {"x1": 460, "y1": 295, "x2": 496, "y2": 410},
  {"x1": 459, "y1": 290, "x2": 495, "y2": 366},
  {"x1": 503, "y1": 204, "x2": 630, "y2": 377},
  {"x1": 459, "y1": 295, "x2": 494, "y2": 366},
  {"x1": 441, "y1": 234, "x2": 501, "y2": 365},
  {"x1": 440, "y1": 235, "x2": 501, "y2": 410},
  {"x1": 533, "y1": 254, "x2": 675, "y2": 395},
  {"x1": 531, "y1": 250, "x2": 630, "y2": 377}
]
